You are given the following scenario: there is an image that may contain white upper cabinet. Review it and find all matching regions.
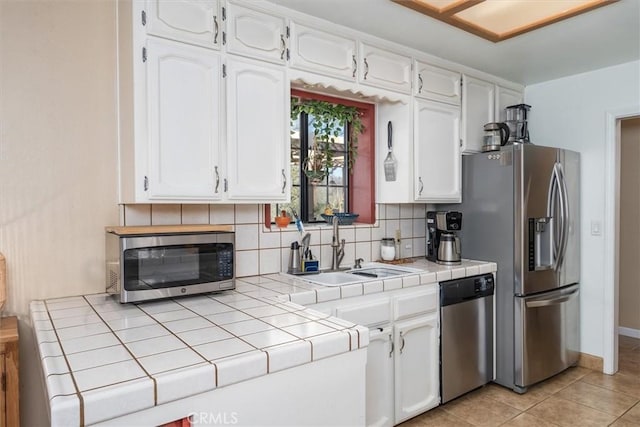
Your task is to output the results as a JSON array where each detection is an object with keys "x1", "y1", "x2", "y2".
[
  {"x1": 495, "y1": 85, "x2": 524, "y2": 122},
  {"x1": 145, "y1": 0, "x2": 221, "y2": 49},
  {"x1": 225, "y1": 56, "x2": 290, "y2": 201},
  {"x1": 414, "y1": 99, "x2": 461, "y2": 202},
  {"x1": 414, "y1": 61, "x2": 461, "y2": 106},
  {"x1": 359, "y1": 42, "x2": 412, "y2": 93},
  {"x1": 461, "y1": 74, "x2": 495, "y2": 153},
  {"x1": 289, "y1": 22, "x2": 357, "y2": 81},
  {"x1": 225, "y1": 2, "x2": 289, "y2": 64},
  {"x1": 145, "y1": 37, "x2": 222, "y2": 201}
]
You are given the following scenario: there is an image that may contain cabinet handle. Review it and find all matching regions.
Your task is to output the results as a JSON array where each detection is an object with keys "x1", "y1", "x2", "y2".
[
  {"x1": 214, "y1": 166, "x2": 220, "y2": 193},
  {"x1": 418, "y1": 73, "x2": 423, "y2": 93},
  {"x1": 281, "y1": 169, "x2": 286, "y2": 194},
  {"x1": 399, "y1": 332, "x2": 405, "y2": 354},
  {"x1": 143, "y1": 176, "x2": 149, "y2": 192},
  {"x1": 418, "y1": 177, "x2": 424, "y2": 196},
  {"x1": 389, "y1": 334, "x2": 394, "y2": 358},
  {"x1": 363, "y1": 58, "x2": 369, "y2": 80},
  {"x1": 214, "y1": 16, "x2": 219, "y2": 44},
  {"x1": 280, "y1": 34, "x2": 286, "y2": 60},
  {"x1": 352, "y1": 55, "x2": 357, "y2": 78}
]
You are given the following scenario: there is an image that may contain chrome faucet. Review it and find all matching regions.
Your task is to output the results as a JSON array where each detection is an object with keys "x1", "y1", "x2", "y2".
[{"x1": 331, "y1": 216, "x2": 346, "y2": 270}]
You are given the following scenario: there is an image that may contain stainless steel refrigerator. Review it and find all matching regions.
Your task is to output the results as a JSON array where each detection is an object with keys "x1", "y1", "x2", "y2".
[{"x1": 446, "y1": 144, "x2": 580, "y2": 393}]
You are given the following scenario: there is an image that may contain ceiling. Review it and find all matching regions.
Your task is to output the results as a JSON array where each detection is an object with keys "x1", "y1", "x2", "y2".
[{"x1": 266, "y1": 0, "x2": 640, "y2": 85}]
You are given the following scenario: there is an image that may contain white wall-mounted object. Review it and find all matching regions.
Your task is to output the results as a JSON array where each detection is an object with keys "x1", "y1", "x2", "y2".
[{"x1": 414, "y1": 61, "x2": 461, "y2": 106}]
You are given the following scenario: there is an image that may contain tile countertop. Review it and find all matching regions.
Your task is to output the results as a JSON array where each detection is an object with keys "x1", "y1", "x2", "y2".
[{"x1": 30, "y1": 258, "x2": 495, "y2": 426}]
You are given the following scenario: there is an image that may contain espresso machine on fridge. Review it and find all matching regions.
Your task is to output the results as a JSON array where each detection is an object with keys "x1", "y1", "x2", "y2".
[{"x1": 426, "y1": 211, "x2": 462, "y2": 265}]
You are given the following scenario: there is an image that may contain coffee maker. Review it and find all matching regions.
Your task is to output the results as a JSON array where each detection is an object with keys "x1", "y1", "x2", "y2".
[{"x1": 426, "y1": 211, "x2": 462, "y2": 265}]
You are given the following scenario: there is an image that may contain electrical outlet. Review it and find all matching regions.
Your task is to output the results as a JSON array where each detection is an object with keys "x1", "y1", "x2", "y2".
[{"x1": 591, "y1": 220, "x2": 601, "y2": 236}]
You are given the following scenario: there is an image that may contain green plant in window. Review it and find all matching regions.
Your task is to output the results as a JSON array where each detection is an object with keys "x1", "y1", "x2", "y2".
[{"x1": 291, "y1": 98, "x2": 364, "y2": 183}]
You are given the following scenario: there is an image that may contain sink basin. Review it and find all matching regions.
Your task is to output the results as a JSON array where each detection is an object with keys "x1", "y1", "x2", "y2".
[{"x1": 286, "y1": 263, "x2": 423, "y2": 287}]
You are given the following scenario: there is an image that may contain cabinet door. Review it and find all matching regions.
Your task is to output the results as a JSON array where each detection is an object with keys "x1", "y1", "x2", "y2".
[
  {"x1": 146, "y1": 38, "x2": 222, "y2": 201},
  {"x1": 225, "y1": 3, "x2": 288, "y2": 64},
  {"x1": 145, "y1": 0, "x2": 221, "y2": 49},
  {"x1": 360, "y1": 43, "x2": 412, "y2": 93},
  {"x1": 413, "y1": 99, "x2": 461, "y2": 202},
  {"x1": 415, "y1": 61, "x2": 461, "y2": 105},
  {"x1": 495, "y1": 85, "x2": 523, "y2": 122},
  {"x1": 225, "y1": 57, "x2": 289, "y2": 201},
  {"x1": 461, "y1": 75, "x2": 495, "y2": 153},
  {"x1": 289, "y1": 22, "x2": 357, "y2": 81},
  {"x1": 0, "y1": 354, "x2": 4, "y2": 427},
  {"x1": 394, "y1": 314, "x2": 439, "y2": 424},
  {"x1": 367, "y1": 327, "x2": 395, "y2": 427}
]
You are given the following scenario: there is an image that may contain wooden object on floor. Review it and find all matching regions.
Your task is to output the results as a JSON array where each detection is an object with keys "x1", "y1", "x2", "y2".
[
  {"x1": 578, "y1": 351, "x2": 604, "y2": 372},
  {"x1": 0, "y1": 316, "x2": 19, "y2": 427}
]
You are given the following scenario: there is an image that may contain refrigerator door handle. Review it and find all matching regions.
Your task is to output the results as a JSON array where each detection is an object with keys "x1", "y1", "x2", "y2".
[
  {"x1": 525, "y1": 288, "x2": 578, "y2": 308},
  {"x1": 547, "y1": 164, "x2": 562, "y2": 270},
  {"x1": 556, "y1": 163, "x2": 570, "y2": 270}
]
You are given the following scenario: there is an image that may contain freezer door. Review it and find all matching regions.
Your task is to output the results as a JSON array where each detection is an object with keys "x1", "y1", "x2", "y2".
[{"x1": 514, "y1": 284, "x2": 580, "y2": 390}]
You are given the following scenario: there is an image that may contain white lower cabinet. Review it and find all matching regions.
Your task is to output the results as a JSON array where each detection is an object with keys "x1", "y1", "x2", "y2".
[
  {"x1": 306, "y1": 285, "x2": 440, "y2": 426},
  {"x1": 367, "y1": 327, "x2": 395, "y2": 427},
  {"x1": 394, "y1": 313, "x2": 440, "y2": 424}
]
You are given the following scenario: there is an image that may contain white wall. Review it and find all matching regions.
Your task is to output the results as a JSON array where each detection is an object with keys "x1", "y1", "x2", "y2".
[
  {"x1": 0, "y1": 1, "x2": 119, "y2": 425},
  {"x1": 525, "y1": 60, "x2": 640, "y2": 358}
]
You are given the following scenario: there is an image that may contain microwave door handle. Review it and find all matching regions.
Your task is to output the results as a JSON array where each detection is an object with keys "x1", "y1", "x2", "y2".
[{"x1": 525, "y1": 288, "x2": 578, "y2": 308}]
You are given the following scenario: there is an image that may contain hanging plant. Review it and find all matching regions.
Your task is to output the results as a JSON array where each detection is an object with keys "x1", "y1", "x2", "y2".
[{"x1": 291, "y1": 98, "x2": 364, "y2": 182}]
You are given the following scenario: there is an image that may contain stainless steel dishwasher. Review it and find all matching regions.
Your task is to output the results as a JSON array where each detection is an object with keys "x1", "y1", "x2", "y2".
[{"x1": 440, "y1": 273, "x2": 494, "y2": 403}]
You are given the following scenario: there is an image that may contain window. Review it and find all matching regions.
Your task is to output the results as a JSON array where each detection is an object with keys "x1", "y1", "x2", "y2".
[{"x1": 269, "y1": 90, "x2": 376, "y2": 226}]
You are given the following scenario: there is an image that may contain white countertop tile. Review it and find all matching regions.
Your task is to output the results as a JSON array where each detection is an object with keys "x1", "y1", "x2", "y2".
[
  {"x1": 306, "y1": 331, "x2": 351, "y2": 360},
  {"x1": 55, "y1": 322, "x2": 110, "y2": 341},
  {"x1": 214, "y1": 350, "x2": 267, "y2": 387},
  {"x1": 137, "y1": 300, "x2": 185, "y2": 314},
  {"x1": 163, "y1": 316, "x2": 213, "y2": 334},
  {"x1": 194, "y1": 337, "x2": 256, "y2": 361},
  {"x1": 264, "y1": 340, "x2": 312, "y2": 373},
  {"x1": 363, "y1": 280, "x2": 384, "y2": 294},
  {"x1": 66, "y1": 345, "x2": 132, "y2": 372},
  {"x1": 73, "y1": 359, "x2": 146, "y2": 392},
  {"x1": 260, "y1": 312, "x2": 311, "y2": 328},
  {"x1": 221, "y1": 319, "x2": 275, "y2": 336},
  {"x1": 39, "y1": 341, "x2": 64, "y2": 358},
  {"x1": 46, "y1": 373, "x2": 77, "y2": 397},
  {"x1": 240, "y1": 329, "x2": 298, "y2": 348},
  {"x1": 60, "y1": 332, "x2": 120, "y2": 355},
  {"x1": 115, "y1": 324, "x2": 169, "y2": 343},
  {"x1": 125, "y1": 334, "x2": 186, "y2": 358},
  {"x1": 383, "y1": 277, "x2": 402, "y2": 291},
  {"x1": 155, "y1": 363, "x2": 216, "y2": 405},
  {"x1": 205, "y1": 311, "x2": 253, "y2": 325},
  {"x1": 282, "y1": 322, "x2": 337, "y2": 339},
  {"x1": 46, "y1": 299, "x2": 89, "y2": 311},
  {"x1": 242, "y1": 305, "x2": 288, "y2": 318},
  {"x1": 147, "y1": 308, "x2": 199, "y2": 323},
  {"x1": 49, "y1": 394, "x2": 81, "y2": 427},
  {"x1": 137, "y1": 348, "x2": 206, "y2": 375},
  {"x1": 177, "y1": 326, "x2": 235, "y2": 347},
  {"x1": 51, "y1": 313, "x2": 102, "y2": 329},
  {"x1": 224, "y1": 298, "x2": 271, "y2": 310},
  {"x1": 42, "y1": 355, "x2": 70, "y2": 375},
  {"x1": 183, "y1": 300, "x2": 236, "y2": 316},
  {"x1": 48, "y1": 306, "x2": 95, "y2": 320},
  {"x1": 81, "y1": 378, "x2": 154, "y2": 426},
  {"x1": 105, "y1": 314, "x2": 157, "y2": 331}
]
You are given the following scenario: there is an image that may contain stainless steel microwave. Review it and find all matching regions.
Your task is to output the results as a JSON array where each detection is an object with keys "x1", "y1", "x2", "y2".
[{"x1": 105, "y1": 225, "x2": 235, "y2": 303}]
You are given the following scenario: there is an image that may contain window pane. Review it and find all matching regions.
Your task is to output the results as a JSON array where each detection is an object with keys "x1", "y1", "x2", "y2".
[
  {"x1": 310, "y1": 186, "x2": 329, "y2": 221},
  {"x1": 328, "y1": 186, "x2": 347, "y2": 213},
  {"x1": 328, "y1": 161, "x2": 345, "y2": 186}
]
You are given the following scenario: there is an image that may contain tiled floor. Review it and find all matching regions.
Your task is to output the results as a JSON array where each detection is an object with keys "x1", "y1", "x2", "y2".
[{"x1": 402, "y1": 335, "x2": 640, "y2": 426}]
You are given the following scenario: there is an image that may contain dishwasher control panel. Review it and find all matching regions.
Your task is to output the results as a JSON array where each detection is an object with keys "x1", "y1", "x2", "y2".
[{"x1": 440, "y1": 274, "x2": 494, "y2": 307}]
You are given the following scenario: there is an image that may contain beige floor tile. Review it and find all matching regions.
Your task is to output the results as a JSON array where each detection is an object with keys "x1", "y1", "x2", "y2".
[
  {"x1": 619, "y1": 336, "x2": 640, "y2": 351},
  {"x1": 619, "y1": 357, "x2": 640, "y2": 378},
  {"x1": 526, "y1": 396, "x2": 618, "y2": 427},
  {"x1": 406, "y1": 407, "x2": 475, "y2": 427},
  {"x1": 619, "y1": 402, "x2": 640, "y2": 424},
  {"x1": 501, "y1": 412, "x2": 560, "y2": 427},
  {"x1": 481, "y1": 383, "x2": 550, "y2": 411},
  {"x1": 530, "y1": 366, "x2": 592, "y2": 395},
  {"x1": 581, "y1": 371, "x2": 640, "y2": 399},
  {"x1": 441, "y1": 393, "x2": 521, "y2": 426},
  {"x1": 554, "y1": 380, "x2": 639, "y2": 416},
  {"x1": 609, "y1": 419, "x2": 640, "y2": 427}
]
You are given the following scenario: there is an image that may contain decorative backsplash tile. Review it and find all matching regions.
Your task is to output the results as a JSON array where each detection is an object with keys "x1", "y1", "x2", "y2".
[{"x1": 121, "y1": 203, "x2": 428, "y2": 277}]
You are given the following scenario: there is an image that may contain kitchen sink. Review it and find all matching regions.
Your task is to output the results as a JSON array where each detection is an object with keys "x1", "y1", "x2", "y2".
[{"x1": 286, "y1": 263, "x2": 423, "y2": 287}]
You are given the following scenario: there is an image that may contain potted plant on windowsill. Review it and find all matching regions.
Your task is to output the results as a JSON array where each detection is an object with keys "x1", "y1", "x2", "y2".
[{"x1": 291, "y1": 98, "x2": 364, "y2": 184}]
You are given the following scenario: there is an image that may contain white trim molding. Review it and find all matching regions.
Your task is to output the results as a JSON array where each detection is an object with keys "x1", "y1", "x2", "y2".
[
  {"x1": 618, "y1": 327, "x2": 640, "y2": 339},
  {"x1": 603, "y1": 105, "x2": 640, "y2": 375}
]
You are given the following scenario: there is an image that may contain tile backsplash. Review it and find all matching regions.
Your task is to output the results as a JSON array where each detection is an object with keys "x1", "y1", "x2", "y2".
[{"x1": 121, "y1": 204, "x2": 428, "y2": 277}]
